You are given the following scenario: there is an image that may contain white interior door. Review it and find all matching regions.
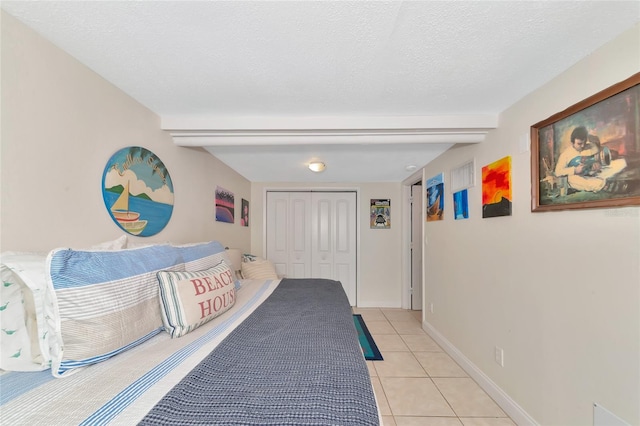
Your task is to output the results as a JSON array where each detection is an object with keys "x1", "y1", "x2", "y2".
[
  {"x1": 266, "y1": 191, "x2": 357, "y2": 305},
  {"x1": 411, "y1": 184, "x2": 423, "y2": 310}
]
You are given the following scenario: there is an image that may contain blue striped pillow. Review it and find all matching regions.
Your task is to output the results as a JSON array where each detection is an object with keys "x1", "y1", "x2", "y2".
[
  {"x1": 45, "y1": 245, "x2": 183, "y2": 377},
  {"x1": 172, "y1": 241, "x2": 241, "y2": 286}
]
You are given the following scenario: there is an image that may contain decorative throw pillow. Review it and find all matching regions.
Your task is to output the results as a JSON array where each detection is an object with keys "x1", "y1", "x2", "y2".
[
  {"x1": 241, "y1": 258, "x2": 278, "y2": 280},
  {"x1": 157, "y1": 262, "x2": 236, "y2": 338}
]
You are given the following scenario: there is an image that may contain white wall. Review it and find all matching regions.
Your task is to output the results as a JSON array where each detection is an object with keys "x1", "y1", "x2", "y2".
[
  {"x1": 0, "y1": 12, "x2": 251, "y2": 253},
  {"x1": 422, "y1": 25, "x2": 640, "y2": 426},
  {"x1": 250, "y1": 182, "x2": 403, "y2": 307}
]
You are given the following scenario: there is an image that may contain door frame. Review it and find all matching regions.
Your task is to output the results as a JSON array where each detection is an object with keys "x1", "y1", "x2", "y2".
[
  {"x1": 401, "y1": 170, "x2": 424, "y2": 311},
  {"x1": 410, "y1": 182, "x2": 423, "y2": 311},
  {"x1": 262, "y1": 186, "x2": 361, "y2": 305}
]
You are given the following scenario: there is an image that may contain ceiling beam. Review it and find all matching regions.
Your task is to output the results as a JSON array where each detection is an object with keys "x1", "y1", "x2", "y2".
[{"x1": 163, "y1": 115, "x2": 497, "y2": 146}]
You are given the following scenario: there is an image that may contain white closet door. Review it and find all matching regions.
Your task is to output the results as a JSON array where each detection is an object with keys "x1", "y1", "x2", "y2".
[
  {"x1": 288, "y1": 192, "x2": 312, "y2": 277},
  {"x1": 266, "y1": 191, "x2": 357, "y2": 306},
  {"x1": 311, "y1": 192, "x2": 357, "y2": 305},
  {"x1": 266, "y1": 192, "x2": 311, "y2": 278}
]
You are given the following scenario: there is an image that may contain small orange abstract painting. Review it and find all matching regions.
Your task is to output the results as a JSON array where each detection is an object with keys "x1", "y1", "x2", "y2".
[{"x1": 482, "y1": 156, "x2": 512, "y2": 218}]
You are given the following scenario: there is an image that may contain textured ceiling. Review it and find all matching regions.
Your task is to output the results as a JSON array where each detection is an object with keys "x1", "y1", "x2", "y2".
[{"x1": 2, "y1": 1, "x2": 639, "y2": 182}]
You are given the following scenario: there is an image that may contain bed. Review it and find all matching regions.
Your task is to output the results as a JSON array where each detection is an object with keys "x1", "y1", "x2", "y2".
[{"x1": 0, "y1": 240, "x2": 380, "y2": 425}]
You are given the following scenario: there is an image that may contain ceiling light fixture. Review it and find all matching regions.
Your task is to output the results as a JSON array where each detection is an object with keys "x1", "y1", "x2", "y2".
[
  {"x1": 308, "y1": 162, "x2": 326, "y2": 172},
  {"x1": 405, "y1": 165, "x2": 417, "y2": 172}
]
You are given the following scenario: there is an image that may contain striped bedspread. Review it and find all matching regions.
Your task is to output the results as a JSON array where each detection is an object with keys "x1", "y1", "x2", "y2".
[
  {"x1": 140, "y1": 279, "x2": 379, "y2": 425},
  {"x1": 0, "y1": 278, "x2": 380, "y2": 425}
]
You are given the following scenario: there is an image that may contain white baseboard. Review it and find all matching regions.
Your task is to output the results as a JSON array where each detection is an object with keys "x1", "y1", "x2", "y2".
[
  {"x1": 423, "y1": 321, "x2": 538, "y2": 426},
  {"x1": 356, "y1": 301, "x2": 400, "y2": 308}
]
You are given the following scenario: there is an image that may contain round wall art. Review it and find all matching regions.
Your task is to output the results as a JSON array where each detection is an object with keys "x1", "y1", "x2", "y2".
[{"x1": 102, "y1": 146, "x2": 174, "y2": 237}]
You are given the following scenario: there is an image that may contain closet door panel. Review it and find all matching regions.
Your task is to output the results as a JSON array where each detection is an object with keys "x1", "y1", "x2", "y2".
[
  {"x1": 315, "y1": 198, "x2": 331, "y2": 252},
  {"x1": 335, "y1": 199, "x2": 350, "y2": 252},
  {"x1": 266, "y1": 192, "x2": 290, "y2": 276},
  {"x1": 289, "y1": 194, "x2": 311, "y2": 277},
  {"x1": 335, "y1": 263, "x2": 351, "y2": 289},
  {"x1": 286, "y1": 192, "x2": 311, "y2": 278},
  {"x1": 291, "y1": 263, "x2": 307, "y2": 277},
  {"x1": 316, "y1": 263, "x2": 333, "y2": 279},
  {"x1": 291, "y1": 198, "x2": 307, "y2": 252},
  {"x1": 311, "y1": 195, "x2": 333, "y2": 279},
  {"x1": 330, "y1": 193, "x2": 357, "y2": 304}
]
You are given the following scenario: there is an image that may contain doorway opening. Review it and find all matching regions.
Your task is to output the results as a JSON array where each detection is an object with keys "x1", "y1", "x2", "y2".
[
  {"x1": 410, "y1": 181, "x2": 423, "y2": 310},
  {"x1": 402, "y1": 171, "x2": 424, "y2": 311}
]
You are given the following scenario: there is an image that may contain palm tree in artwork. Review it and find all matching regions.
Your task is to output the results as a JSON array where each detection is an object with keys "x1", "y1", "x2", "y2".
[{"x1": 126, "y1": 146, "x2": 169, "y2": 185}]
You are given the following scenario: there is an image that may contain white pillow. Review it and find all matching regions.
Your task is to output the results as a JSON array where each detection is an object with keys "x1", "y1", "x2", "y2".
[
  {"x1": 241, "y1": 258, "x2": 278, "y2": 280},
  {"x1": 89, "y1": 235, "x2": 128, "y2": 250},
  {"x1": 157, "y1": 262, "x2": 236, "y2": 338},
  {"x1": 0, "y1": 252, "x2": 50, "y2": 371}
]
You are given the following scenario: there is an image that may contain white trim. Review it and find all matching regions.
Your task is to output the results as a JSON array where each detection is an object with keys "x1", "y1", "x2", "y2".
[
  {"x1": 162, "y1": 114, "x2": 498, "y2": 131},
  {"x1": 357, "y1": 301, "x2": 400, "y2": 308},
  {"x1": 401, "y1": 169, "x2": 424, "y2": 310},
  {"x1": 401, "y1": 184, "x2": 412, "y2": 310},
  {"x1": 171, "y1": 131, "x2": 487, "y2": 146},
  {"x1": 166, "y1": 115, "x2": 496, "y2": 146},
  {"x1": 423, "y1": 321, "x2": 539, "y2": 426}
]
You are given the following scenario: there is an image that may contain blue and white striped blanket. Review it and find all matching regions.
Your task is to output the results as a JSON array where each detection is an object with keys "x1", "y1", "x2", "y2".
[{"x1": 140, "y1": 278, "x2": 379, "y2": 425}]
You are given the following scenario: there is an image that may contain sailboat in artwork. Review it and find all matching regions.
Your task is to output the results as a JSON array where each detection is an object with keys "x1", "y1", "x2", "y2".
[{"x1": 111, "y1": 181, "x2": 147, "y2": 235}]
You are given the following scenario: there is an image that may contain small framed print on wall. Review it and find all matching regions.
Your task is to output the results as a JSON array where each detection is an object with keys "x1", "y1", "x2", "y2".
[
  {"x1": 482, "y1": 156, "x2": 512, "y2": 219},
  {"x1": 241, "y1": 198, "x2": 249, "y2": 227},
  {"x1": 215, "y1": 186, "x2": 234, "y2": 223},
  {"x1": 370, "y1": 199, "x2": 390, "y2": 229},
  {"x1": 426, "y1": 173, "x2": 444, "y2": 222}
]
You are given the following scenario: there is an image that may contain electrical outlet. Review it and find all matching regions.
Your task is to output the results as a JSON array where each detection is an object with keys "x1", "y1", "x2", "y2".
[
  {"x1": 429, "y1": 303, "x2": 434, "y2": 313},
  {"x1": 494, "y1": 346, "x2": 504, "y2": 367}
]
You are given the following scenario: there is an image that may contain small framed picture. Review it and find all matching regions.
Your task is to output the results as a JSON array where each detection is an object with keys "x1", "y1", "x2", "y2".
[
  {"x1": 215, "y1": 186, "x2": 234, "y2": 223},
  {"x1": 241, "y1": 198, "x2": 249, "y2": 227},
  {"x1": 370, "y1": 199, "x2": 390, "y2": 229}
]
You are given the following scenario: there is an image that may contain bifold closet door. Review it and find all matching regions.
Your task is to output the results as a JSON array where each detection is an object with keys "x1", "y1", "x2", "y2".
[
  {"x1": 266, "y1": 191, "x2": 357, "y2": 305},
  {"x1": 266, "y1": 192, "x2": 312, "y2": 279},
  {"x1": 310, "y1": 192, "x2": 356, "y2": 305}
]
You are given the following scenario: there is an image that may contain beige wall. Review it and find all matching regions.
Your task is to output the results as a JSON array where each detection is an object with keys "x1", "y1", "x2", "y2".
[
  {"x1": 250, "y1": 182, "x2": 403, "y2": 307},
  {"x1": 422, "y1": 24, "x2": 640, "y2": 426},
  {"x1": 0, "y1": 12, "x2": 251, "y2": 253}
]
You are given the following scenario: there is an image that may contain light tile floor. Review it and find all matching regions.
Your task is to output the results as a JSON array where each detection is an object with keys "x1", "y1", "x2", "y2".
[{"x1": 353, "y1": 307, "x2": 516, "y2": 426}]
